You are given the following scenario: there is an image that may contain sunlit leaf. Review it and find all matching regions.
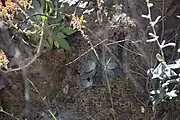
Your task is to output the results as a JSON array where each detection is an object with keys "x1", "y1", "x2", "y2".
[
  {"x1": 41, "y1": 16, "x2": 47, "y2": 22},
  {"x1": 54, "y1": 40, "x2": 60, "y2": 48}
]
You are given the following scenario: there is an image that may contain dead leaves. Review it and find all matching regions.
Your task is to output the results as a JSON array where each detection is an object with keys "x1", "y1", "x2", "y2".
[
  {"x1": 0, "y1": 49, "x2": 9, "y2": 69},
  {"x1": 70, "y1": 14, "x2": 86, "y2": 31},
  {"x1": 0, "y1": 0, "x2": 18, "y2": 18}
]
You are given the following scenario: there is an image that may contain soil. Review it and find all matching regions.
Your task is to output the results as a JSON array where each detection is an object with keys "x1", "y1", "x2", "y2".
[{"x1": 0, "y1": 0, "x2": 180, "y2": 120}]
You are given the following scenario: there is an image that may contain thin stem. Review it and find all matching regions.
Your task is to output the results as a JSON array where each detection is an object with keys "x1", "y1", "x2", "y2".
[
  {"x1": 0, "y1": 107, "x2": 19, "y2": 120},
  {"x1": 146, "y1": 0, "x2": 164, "y2": 60}
]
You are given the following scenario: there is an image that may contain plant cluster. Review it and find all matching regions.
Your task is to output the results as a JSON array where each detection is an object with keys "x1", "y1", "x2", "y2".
[
  {"x1": 0, "y1": 0, "x2": 77, "y2": 50},
  {"x1": 81, "y1": 52, "x2": 123, "y2": 88},
  {"x1": 142, "y1": 0, "x2": 180, "y2": 110}
]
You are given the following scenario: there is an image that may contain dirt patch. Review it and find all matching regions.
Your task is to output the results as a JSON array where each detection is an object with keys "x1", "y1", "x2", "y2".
[{"x1": 0, "y1": 33, "x2": 152, "y2": 120}]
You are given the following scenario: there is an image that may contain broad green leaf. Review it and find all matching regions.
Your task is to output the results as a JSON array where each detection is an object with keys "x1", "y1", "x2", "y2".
[
  {"x1": 57, "y1": 32, "x2": 66, "y2": 39},
  {"x1": 62, "y1": 27, "x2": 76, "y2": 35},
  {"x1": 51, "y1": 31, "x2": 58, "y2": 41},
  {"x1": 59, "y1": 39, "x2": 70, "y2": 50}
]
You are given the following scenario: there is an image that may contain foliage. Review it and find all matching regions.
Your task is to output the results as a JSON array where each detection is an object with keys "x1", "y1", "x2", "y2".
[
  {"x1": 81, "y1": 52, "x2": 122, "y2": 88},
  {"x1": 142, "y1": 0, "x2": 180, "y2": 110},
  {"x1": 0, "y1": 0, "x2": 77, "y2": 50},
  {"x1": 149, "y1": 55, "x2": 180, "y2": 108}
]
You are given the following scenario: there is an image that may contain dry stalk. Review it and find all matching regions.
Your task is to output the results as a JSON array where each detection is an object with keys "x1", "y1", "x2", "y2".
[{"x1": 0, "y1": 106, "x2": 19, "y2": 120}]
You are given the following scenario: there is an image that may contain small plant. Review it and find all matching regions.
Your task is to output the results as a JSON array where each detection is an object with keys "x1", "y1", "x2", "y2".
[
  {"x1": 142, "y1": 0, "x2": 180, "y2": 110},
  {"x1": 104, "y1": 57, "x2": 118, "y2": 78},
  {"x1": 26, "y1": 0, "x2": 77, "y2": 50},
  {"x1": 148, "y1": 54, "x2": 180, "y2": 107},
  {"x1": 1, "y1": 0, "x2": 77, "y2": 50},
  {"x1": 81, "y1": 52, "x2": 122, "y2": 88},
  {"x1": 81, "y1": 54, "x2": 97, "y2": 88}
]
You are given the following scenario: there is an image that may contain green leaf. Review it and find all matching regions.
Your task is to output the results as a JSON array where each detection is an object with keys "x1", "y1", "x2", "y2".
[
  {"x1": 53, "y1": 25, "x2": 66, "y2": 33},
  {"x1": 48, "y1": 3, "x2": 54, "y2": 14},
  {"x1": 58, "y1": 24, "x2": 65, "y2": 30},
  {"x1": 52, "y1": 27, "x2": 59, "y2": 33},
  {"x1": 61, "y1": 27, "x2": 76, "y2": 35},
  {"x1": 33, "y1": 0, "x2": 41, "y2": 10},
  {"x1": 51, "y1": 31, "x2": 58, "y2": 41},
  {"x1": 54, "y1": 40, "x2": 60, "y2": 48},
  {"x1": 59, "y1": 39, "x2": 70, "y2": 50},
  {"x1": 32, "y1": 0, "x2": 44, "y2": 14},
  {"x1": 57, "y1": 32, "x2": 66, "y2": 39}
]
